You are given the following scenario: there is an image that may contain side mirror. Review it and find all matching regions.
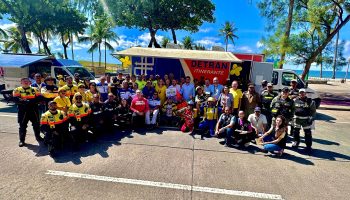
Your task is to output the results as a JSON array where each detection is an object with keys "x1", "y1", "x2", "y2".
[{"x1": 305, "y1": 81, "x2": 309, "y2": 89}]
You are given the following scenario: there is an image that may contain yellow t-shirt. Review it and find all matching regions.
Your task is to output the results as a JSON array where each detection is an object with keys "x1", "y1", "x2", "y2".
[
  {"x1": 230, "y1": 88, "x2": 243, "y2": 109},
  {"x1": 54, "y1": 96, "x2": 71, "y2": 110},
  {"x1": 156, "y1": 85, "x2": 167, "y2": 105}
]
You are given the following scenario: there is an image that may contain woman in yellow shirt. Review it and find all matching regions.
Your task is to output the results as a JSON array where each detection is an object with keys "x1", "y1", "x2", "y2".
[
  {"x1": 53, "y1": 87, "x2": 71, "y2": 113},
  {"x1": 156, "y1": 79, "x2": 167, "y2": 105},
  {"x1": 85, "y1": 82, "x2": 100, "y2": 102}
]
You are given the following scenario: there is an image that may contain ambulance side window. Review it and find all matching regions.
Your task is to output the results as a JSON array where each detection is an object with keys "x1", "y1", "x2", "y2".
[
  {"x1": 272, "y1": 71, "x2": 278, "y2": 85},
  {"x1": 54, "y1": 67, "x2": 69, "y2": 78}
]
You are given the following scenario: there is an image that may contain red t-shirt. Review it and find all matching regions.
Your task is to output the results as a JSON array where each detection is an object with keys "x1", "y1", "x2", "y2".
[{"x1": 130, "y1": 97, "x2": 149, "y2": 113}]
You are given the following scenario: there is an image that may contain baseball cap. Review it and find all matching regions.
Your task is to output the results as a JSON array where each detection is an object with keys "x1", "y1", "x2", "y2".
[
  {"x1": 207, "y1": 97, "x2": 215, "y2": 102},
  {"x1": 254, "y1": 107, "x2": 261, "y2": 112},
  {"x1": 291, "y1": 79, "x2": 297, "y2": 82},
  {"x1": 261, "y1": 80, "x2": 267, "y2": 84},
  {"x1": 282, "y1": 87, "x2": 290, "y2": 92},
  {"x1": 267, "y1": 83, "x2": 273, "y2": 87},
  {"x1": 299, "y1": 88, "x2": 306, "y2": 93}
]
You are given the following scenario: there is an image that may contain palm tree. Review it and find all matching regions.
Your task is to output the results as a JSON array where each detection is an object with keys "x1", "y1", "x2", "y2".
[
  {"x1": 219, "y1": 21, "x2": 238, "y2": 52},
  {"x1": 161, "y1": 37, "x2": 170, "y2": 48},
  {"x1": 79, "y1": 16, "x2": 118, "y2": 69},
  {"x1": 5, "y1": 27, "x2": 32, "y2": 53},
  {"x1": 182, "y1": 36, "x2": 193, "y2": 50}
]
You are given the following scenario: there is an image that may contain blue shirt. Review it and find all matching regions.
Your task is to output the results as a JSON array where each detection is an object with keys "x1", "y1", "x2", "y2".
[
  {"x1": 118, "y1": 88, "x2": 134, "y2": 100},
  {"x1": 96, "y1": 82, "x2": 109, "y2": 102},
  {"x1": 209, "y1": 84, "x2": 224, "y2": 100},
  {"x1": 142, "y1": 86, "x2": 155, "y2": 99},
  {"x1": 180, "y1": 83, "x2": 195, "y2": 101}
]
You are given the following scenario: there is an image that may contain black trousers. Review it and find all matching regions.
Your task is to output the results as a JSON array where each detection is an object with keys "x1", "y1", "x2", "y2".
[
  {"x1": 17, "y1": 108, "x2": 41, "y2": 142},
  {"x1": 293, "y1": 128, "x2": 312, "y2": 148}
]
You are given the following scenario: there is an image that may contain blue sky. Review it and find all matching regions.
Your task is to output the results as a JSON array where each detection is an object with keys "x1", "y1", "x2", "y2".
[{"x1": 1, "y1": 0, "x2": 350, "y2": 71}]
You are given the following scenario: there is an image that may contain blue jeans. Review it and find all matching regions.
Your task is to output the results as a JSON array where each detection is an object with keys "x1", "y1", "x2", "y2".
[
  {"x1": 199, "y1": 119, "x2": 217, "y2": 136},
  {"x1": 263, "y1": 134, "x2": 282, "y2": 152},
  {"x1": 225, "y1": 128, "x2": 234, "y2": 145}
]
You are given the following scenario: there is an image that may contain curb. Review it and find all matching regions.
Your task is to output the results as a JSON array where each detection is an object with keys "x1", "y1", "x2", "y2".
[{"x1": 318, "y1": 106, "x2": 350, "y2": 111}]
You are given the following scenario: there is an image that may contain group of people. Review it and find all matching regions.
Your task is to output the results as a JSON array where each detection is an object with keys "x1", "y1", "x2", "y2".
[{"x1": 13, "y1": 72, "x2": 316, "y2": 157}]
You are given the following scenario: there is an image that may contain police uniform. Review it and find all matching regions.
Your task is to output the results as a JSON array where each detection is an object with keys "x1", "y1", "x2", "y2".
[
  {"x1": 89, "y1": 101, "x2": 105, "y2": 136},
  {"x1": 62, "y1": 84, "x2": 78, "y2": 101},
  {"x1": 270, "y1": 95, "x2": 295, "y2": 124},
  {"x1": 68, "y1": 103, "x2": 91, "y2": 145},
  {"x1": 40, "y1": 110, "x2": 68, "y2": 155},
  {"x1": 261, "y1": 90, "x2": 278, "y2": 126},
  {"x1": 104, "y1": 99, "x2": 118, "y2": 128},
  {"x1": 289, "y1": 87, "x2": 299, "y2": 100},
  {"x1": 293, "y1": 95, "x2": 316, "y2": 149},
  {"x1": 13, "y1": 86, "x2": 43, "y2": 144},
  {"x1": 41, "y1": 84, "x2": 59, "y2": 103}
]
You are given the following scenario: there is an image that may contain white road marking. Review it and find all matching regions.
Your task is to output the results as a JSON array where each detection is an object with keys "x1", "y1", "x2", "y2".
[
  {"x1": 46, "y1": 170, "x2": 283, "y2": 200},
  {"x1": 0, "y1": 114, "x2": 17, "y2": 118}
]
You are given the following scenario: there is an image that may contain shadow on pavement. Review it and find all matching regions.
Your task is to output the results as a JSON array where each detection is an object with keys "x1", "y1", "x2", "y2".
[
  {"x1": 315, "y1": 112, "x2": 336, "y2": 121},
  {"x1": 309, "y1": 148, "x2": 350, "y2": 162},
  {"x1": 0, "y1": 104, "x2": 17, "y2": 113},
  {"x1": 312, "y1": 138, "x2": 340, "y2": 146},
  {"x1": 266, "y1": 152, "x2": 314, "y2": 166}
]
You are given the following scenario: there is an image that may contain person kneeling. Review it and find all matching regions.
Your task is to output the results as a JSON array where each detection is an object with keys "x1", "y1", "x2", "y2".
[
  {"x1": 198, "y1": 97, "x2": 219, "y2": 138},
  {"x1": 68, "y1": 93, "x2": 91, "y2": 150},
  {"x1": 130, "y1": 90, "x2": 150, "y2": 130},
  {"x1": 232, "y1": 111, "x2": 253, "y2": 148},
  {"x1": 177, "y1": 101, "x2": 196, "y2": 133},
  {"x1": 258, "y1": 115, "x2": 287, "y2": 157},
  {"x1": 40, "y1": 101, "x2": 69, "y2": 157},
  {"x1": 215, "y1": 106, "x2": 235, "y2": 147}
]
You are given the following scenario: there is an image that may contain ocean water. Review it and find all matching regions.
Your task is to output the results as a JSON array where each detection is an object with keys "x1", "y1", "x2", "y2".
[{"x1": 293, "y1": 70, "x2": 350, "y2": 79}]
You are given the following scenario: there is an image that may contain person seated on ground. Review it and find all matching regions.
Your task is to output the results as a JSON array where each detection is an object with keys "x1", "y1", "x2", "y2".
[
  {"x1": 130, "y1": 90, "x2": 150, "y2": 129},
  {"x1": 41, "y1": 76, "x2": 59, "y2": 105},
  {"x1": 104, "y1": 93, "x2": 119, "y2": 130},
  {"x1": 96, "y1": 76, "x2": 109, "y2": 102},
  {"x1": 195, "y1": 86, "x2": 207, "y2": 116},
  {"x1": 77, "y1": 84, "x2": 89, "y2": 103},
  {"x1": 147, "y1": 92, "x2": 161, "y2": 128},
  {"x1": 232, "y1": 111, "x2": 253, "y2": 148},
  {"x1": 89, "y1": 94, "x2": 105, "y2": 138},
  {"x1": 198, "y1": 97, "x2": 219, "y2": 138},
  {"x1": 57, "y1": 75, "x2": 66, "y2": 88},
  {"x1": 54, "y1": 87, "x2": 71, "y2": 113},
  {"x1": 40, "y1": 101, "x2": 69, "y2": 157},
  {"x1": 177, "y1": 100, "x2": 196, "y2": 133},
  {"x1": 142, "y1": 80, "x2": 156, "y2": 99},
  {"x1": 247, "y1": 107, "x2": 267, "y2": 139},
  {"x1": 258, "y1": 115, "x2": 287, "y2": 157},
  {"x1": 215, "y1": 106, "x2": 235, "y2": 147},
  {"x1": 161, "y1": 97, "x2": 178, "y2": 126},
  {"x1": 119, "y1": 80, "x2": 134, "y2": 104},
  {"x1": 62, "y1": 76, "x2": 78, "y2": 101},
  {"x1": 68, "y1": 93, "x2": 91, "y2": 150},
  {"x1": 116, "y1": 98, "x2": 132, "y2": 128}
]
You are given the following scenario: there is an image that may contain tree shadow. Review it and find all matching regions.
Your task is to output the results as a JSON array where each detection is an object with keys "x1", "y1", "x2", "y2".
[{"x1": 315, "y1": 112, "x2": 336, "y2": 121}]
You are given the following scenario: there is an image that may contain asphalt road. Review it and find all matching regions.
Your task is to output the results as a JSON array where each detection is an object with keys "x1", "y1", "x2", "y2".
[{"x1": 0, "y1": 101, "x2": 349, "y2": 200}]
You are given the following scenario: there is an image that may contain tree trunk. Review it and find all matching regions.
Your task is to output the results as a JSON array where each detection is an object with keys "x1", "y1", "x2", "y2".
[
  {"x1": 278, "y1": 0, "x2": 294, "y2": 69},
  {"x1": 171, "y1": 28, "x2": 177, "y2": 44},
  {"x1": 71, "y1": 33, "x2": 74, "y2": 60},
  {"x1": 104, "y1": 38, "x2": 107, "y2": 70},
  {"x1": 301, "y1": 15, "x2": 350, "y2": 81},
  {"x1": 320, "y1": 51, "x2": 323, "y2": 78},
  {"x1": 148, "y1": 29, "x2": 161, "y2": 48},
  {"x1": 17, "y1": 25, "x2": 32, "y2": 53},
  {"x1": 332, "y1": 32, "x2": 339, "y2": 79},
  {"x1": 37, "y1": 38, "x2": 41, "y2": 53},
  {"x1": 39, "y1": 34, "x2": 52, "y2": 55},
  {"x1": 225, "y1": 38, "x2": 228, "y2": 52},
  {"x1": 91, "y1": 40, "x2": 94, "y2": 67},
  {"x1": 98, "y1": 43, "x2": 101, "y2": 67},
  {"x1": 61, "y1": 33, "x2": 70, "y2": 59}
]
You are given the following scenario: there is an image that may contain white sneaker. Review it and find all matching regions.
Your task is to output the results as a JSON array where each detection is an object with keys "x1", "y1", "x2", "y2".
[{"x1": 244, "y1": 142, "x2": 250, "y2": 147}]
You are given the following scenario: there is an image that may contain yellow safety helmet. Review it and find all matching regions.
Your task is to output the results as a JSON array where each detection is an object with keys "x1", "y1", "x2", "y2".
[{"x1": 207, "y1": 97, "x2": 215, "y2": 102}]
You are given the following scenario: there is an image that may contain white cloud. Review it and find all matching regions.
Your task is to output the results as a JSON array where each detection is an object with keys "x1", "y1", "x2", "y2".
[
  {"x1": 344, "y1": 40, "x2": 350, "y2": 53},
  {"x1": 256, "y1": 41, "x2": 264, "y2": 48},
  {"x1": 199, "y1": 27, "x2": 213, "y2": 33},
  {"x1": 138, "y1": 33, "x2": 164, "y2": 46},
  {"x1": 234, "y1": 46, "x2": 253, "y2": 53},
  {"x1": 0, "y1": 23, "x2": 16, "y2": 30}
]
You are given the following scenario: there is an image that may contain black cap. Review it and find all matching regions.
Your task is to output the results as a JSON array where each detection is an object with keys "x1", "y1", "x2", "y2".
[{"x1": 282, "y1": 87, "x2": 290, "y2": 92}]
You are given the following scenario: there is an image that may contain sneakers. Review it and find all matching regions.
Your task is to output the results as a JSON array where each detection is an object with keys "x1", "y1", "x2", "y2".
[
  {"x1": 18, "y1": 141, "x2": 25, "y2": 147},
  {"x1": 244, "y1": 142, "x2": 250, "y2": 147},
  {"x1": 232, "y1": 143, "x2": 240, "y2": 148},
  {"x1": 305, "y1": 147, "x2": 312, "y2": 155},
  {"x1": 292, "y1": 141, "x2": 300, "y2": 148}
]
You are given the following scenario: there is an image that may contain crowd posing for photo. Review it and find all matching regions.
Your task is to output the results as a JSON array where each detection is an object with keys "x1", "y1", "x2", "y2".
[{"x1": 13, "y1": 72, "x2": 316, "y2": 157}]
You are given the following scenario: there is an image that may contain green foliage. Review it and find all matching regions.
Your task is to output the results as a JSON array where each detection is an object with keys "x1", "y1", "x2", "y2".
[
  {"x1": 218, "y1": 21, "x2": 238, "y2": 52},
  {"x1": 182, "y1": 36, "x2": 193, "y2": 50},
  {"x1": 161, "y1": 37, "x2": 170, "y2": 48},
  {"x1": 194, "y1": 44, "x2": 206, "y2": 50},
  {"x1": 4, "y1": 26, "x2": 32, "y2": 53}
]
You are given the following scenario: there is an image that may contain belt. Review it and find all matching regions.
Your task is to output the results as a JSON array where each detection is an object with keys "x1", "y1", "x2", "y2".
[{"x1": 93, "y1": 111, "x2": 102, "y2": 115}]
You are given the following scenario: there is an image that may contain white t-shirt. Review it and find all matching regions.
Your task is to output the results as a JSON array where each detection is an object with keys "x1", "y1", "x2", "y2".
[{"x1": 248, "y1": 113, "x2": 267, "y2": 133}]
